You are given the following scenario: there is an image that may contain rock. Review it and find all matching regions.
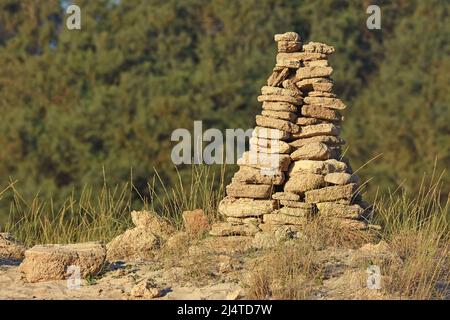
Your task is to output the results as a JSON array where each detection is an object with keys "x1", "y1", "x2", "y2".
[
  {"x1": 272, "y1": 192, "x2": 300, "y2": 201},
  {"x1": 296, "y1": 77, "x2": 333, "y2": 92},
  {"x1": 182, "y1": 209, "x2": 210, "y2": 236},
  {"x1": 262, "y1": 101, "x2": 297, "y2": 112},
  {"x1": 209, "y1": 222, "x2": 260, "y2": 237},
  {"x1": 252, "y1": 126, "x2": 291, "y2": 140},
  {"x1": 277, "y1": 206, "x2": 313, "y2": 217},
  {"x1": 316, "y1": 202, "x2": 364, "y2": 219},
  {"x1": 226, "y1": 217, "x2": 261, "y2": 225},
  {"x1": 226, "y1": 182, "x2": 272, "y2": 199},
  {"x1": 267, "y1": 67, "x2": 290, "y2": 87},
  {"x1": 289, "y1": 135, "x2": 346, "y2": 148},
  {"x1": 252, "y1": 232, "x2": 278, "y2": 249},
  {"x1": 285, "y1": 173, "x2": 325, "y2": 194},
  {"x1": 303, "y1": 97, "x2": 346, "y2": 110},
  {"x1": 325, "y1": 172, "x2": 358, "y2": 185},
  {"x1": 276, "y1": 58, "x2": 301, "y2": 68},
  {"x1": 292, "y1": 123, "x2": 340, "y2": 139},
  {"x1": 277, "y1": 40, "x2": 302, "y2": 53},
  {"x1": 261, "y1": 110, "x2": 297, "y2": 122},
  {"x1": 254, "y1": 225, "x2": 303, "y2": 249},
  {"x1": 301, "y1": 105, "x2": 341, "y2": 121},
  {"x1": 256, "y1": 115, "x2": 299, "y2": 133},
  {"x1": 263, "y1": 213, "x2": 307, "y2": 226},
  {"x1": 304, "y1": 59, "x2": 329, "y2": 67},
  {"x1": 107, "y1": 227, "x2": 160, "y2": 261},
  {"x1": 274, "y1": 32, "x2": 300, "y2": 42},
  {"x1": 261, "y1": 86, "x2": 301, "y2": 98},
  {"x1": 250, "y1": 137, "x2": 292, "y2": 154},
  {"x1": 233, "y1": 165, "x2": 285, "y2": 185},
  {"x1": 296, "y1": 117, "x2": 321, "y2": 126},
  {"x1": 296, "y1": 66, "x2": 333, "y2": 80},
  {"x1": 130, "y1": 278, "x2": 162, "y2": 299},
  {"x1": 131, "y1": 210, "x2": 174, "y2": 239},
  {"x1": 0, "y1": 233, "x2": 26, "y2": 261},
  {"x1": 303, "y1": 42, "x2": 335, "y2": 54},
  {"x1": 257, "y1": 94, "x2": 303, "y2": 106},
  {"x1": 308, "y1": 91, "x2": 337, "y2": 98},
  {"x1": 276, "y1": 52, "x2": 326, "y2": 62},
  {"x1": 237, "y1": 151, "x2": 291, "y2": 171},
  {"x1": 279, "y1": 201, "x2": 315, "y2": 210},
  {"x1": 358, "y1": 241, "x2": 390, "y2": 256},
  {"x1": 19, "y1": 242, "x2": 106, "y2": 283},
  {"x1": 290, "y1": 142, "x2": 331, "y2": 160},
  {"x1": 218, "y1": 197, "x2": 276, "y2": 217},
  {"x1": 289, "y1": 159, "x2": 347, "y2": 175},
  {"x1": 305, "y1": 184, "x2": 357, "y2": 203}
]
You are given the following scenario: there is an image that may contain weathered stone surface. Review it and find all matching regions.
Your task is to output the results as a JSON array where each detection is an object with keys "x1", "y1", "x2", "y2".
[
  {"x1": 305, "y1": 184, "x2": 357, "y2": 203},
  {"x1": 0, "y1": 233, "x2": 26, "y2": 261},
  {"x1": 303, "y1": 97, "x2": 346, "y2": 110},
  {"x1": 296, "y1": 78, "x2": 333, "y2": 92},
  {"x1": 130, "y1": 278, "x2": 162, "y2": 299},
  {"x1": 277, "y1": 40, "x2": 302, "y2": 53},
  {"x1": 276, "y1": 52, "x2": 326, "y2": 62},
  {"x1": 296, "y1": 117, "x2": 321, "y2": 126},
  {"x1": 182, "y1": 209, "x2": 210, "y2": 236},
  {"x1": 218, "y1": 197, "x2": 277, "y2": 217},
  {"x1": 261, "y1": 86, "x2": 301, "y2": 98},
  {"x1": 252, "y1": 126, "x2": 291, "y2": 140},
  {"x1": 289, "y1": 135, "x2": 346, "y2": 148},
  {"x1": 290, "y1": 142, "x2": 331, "y2": 161},
  {"x1": 131, "y1": 210, "x2": 175, "y2": 239},
  {"x1": 281, "y1": 78, "x2": 300, "y2": 91},
  {"x1": 296, "y1": 66, "x2": 333, "y2": 80},
  {"x1": 263, "y1": 213, "x2": 307, "y2": 225},
  {"x1": 308, "y1": 91, "x2": 337, "y2": 98},
  {"x1": 325, "y1": 172, "x2": 358, "y2": 185},
  {"x1": 278, "y1": 206, "x2": 314, "y2": 217},
  {"x1": 19, "y1": 242, "x2": 106, "y2": 282},
  {"x1": 267, "y1": 67, "x2": 290, "y2": 87},
  {"x1": 303, "y1": 42, "x2": 335, "y2": 54},
  {"x1": 261, "y1": 110, "x2": 297, "y2": 122},
  {"x1": 226, "y1": 217, "x2": 261, "y2": 225},
  {"x1": 274, "y1": 32, "x2": 300, "y2": 42},
  {"x1": 276, "y1": 58, "x2": 301, "y2": 68},
  {"x1": 256, "y1": 115, "x2": 299, "y2": 134},
  {"x1": 250, "y1": 137, "x2": 291, "y2": 153},
  {"x1": 304, "y1": 59, "x2": 329, "y2": 67},
  {"x1": 252, "y1": 225, "x2": 302, "y2": 249},
  {"x1": 262, "y1": 101, "x2": 297, "y2": 112},
  {"x1": 272, "y1": 192, "x2": 300, "y2": 201},
  {"x1": 289, "y1": 159, "x2": 348, "y2": 175},
  {"x1": 234, "y1": 166, "x2": 284, "y2": 186},
  {"x1": 292, "y1": 123, "x2": 340, "y2": 139},
  {"x1": 257, "y1": 94, "x2": 303, "y2": 106},
  {"x1": 237, "y1": 151, "x2": 291, "y2": 171},
  {"x1": 209, "y1": 222, "x2": 260, "y2": 236},
  {"x1": 280, "y1": 200, "x2": 315, "y2": 209},
  {"x1": 107, "y1": 228, "x2": 160, "y2": 261},
  {"x1": 316, "y1": 202, "x2": 364, "y2": 219},
  {"x1": 285, "y1": 173, "x2": 325, "y2": 194},
  {"x1": 301, "y1": 105, "x2": 341, "y2": 121},
  {"x1": 226, "y1": 182, "x2": 272, "y2": 199}
]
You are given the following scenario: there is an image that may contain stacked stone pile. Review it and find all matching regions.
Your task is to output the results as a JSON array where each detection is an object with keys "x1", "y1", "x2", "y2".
[{"x1": 210, "y1": 32, "x2": 373, "y2": 240}]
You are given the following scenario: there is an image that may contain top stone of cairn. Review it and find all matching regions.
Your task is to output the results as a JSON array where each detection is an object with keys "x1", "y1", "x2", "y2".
[{"x1": 274, "y1": 32, "x2": 301, "y2": 42}]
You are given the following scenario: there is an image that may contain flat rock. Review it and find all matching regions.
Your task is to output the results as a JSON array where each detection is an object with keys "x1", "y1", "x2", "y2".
[
  {"x1": 304, "y1": 59, "x2": 329, "y2": 67},
  {"x1": 285, "y1": 173, "x2": 325, "y2": 194},
  {"x1": 296, "y1": 66, "x2": 333, "y2": 80},
  {"x1": 289, "y1": 159, "x2": 348, "y2": 175},
  {"x1": 296, "y1": 117, "x2": 321, "y2": 126},
  {"x1": 209, "y1": 222, "x2": 260, "y2": 237},
  {"x1": 278, "y1": 206, "x2": 314, "y2": 217},
  {"x1": 263, "y1": 213, "x2": 307, "y2": 226},
  {"x1": 226, "y1": 182, "x2": 272, "y2": 199},
  {"x1": 218, "y1": 196, "x2": 277, "y2": 217},
  {"x1": 19, "y1": 242, "x2": 106, "y2": 283},
  {"x1": 267, "y1": 67, "x2": 290, "y2": 87},
  {"x1": 303, "y1": 42, "x2": 335, "y2": 54},
  {"x1": 261, "y1": 86, "x2": 302, "y2": 98},
  {"x1": 252, "y1": 126, "x2": 291, "y2": 140},
  {"x1": 250, "y1": 137, "x2": 291, "y2": 154},
  {"x1": 0, "y1": 233, "x2": 26, "y2": 261},
  {"x1": 226, "y1": 217, "x2": 261, "y2": 225},
  {"x1": 276, "y1": 52, "x2": 326, "y2": 62},
  {"x1": 274, "y1": 32, "x2": 300, "y2": 42},
  {"x1": 303, "y1": 97, "x2": 346, "y2": 110},
  {"x1": 233, "y1": 165, "x2": 285, "y2": 185},
  {"x1": 131, "y1": 210, "x2": 175, "y2": 239},
  {"x1": 280, "y1": 201, "x2": 315, "y2": 210},
  {"x1": 289, "y1": 135, "x2": 346, "y2": 148},
  {"x1": 237, "y1": 151, "x2": 291, "y2": 171},
  {"x1": 277, "y1": 40, "x2": 302, "y2": 53},
  {"x1": 296, "y1": 78, "x2": 333, "y2": 92},
  {"x1": 305, "y1": 184, "x2": 357, "y2": 203},
  {"x1": 261, "y1": 110, "x2": 297, "y2": 122},
  {"x1": 290, "y1": 142, "x2": 331, "y2": 160},
  {"x1": 316, "y1": 202, "x2": 364, "y2": 219},
  {"x1": 308, "y1": 91, "x2": 337, "y2": 98},
  {"x1": 107, "y1": 227, "x2": 160, "y2": 261},
  {"x1": 182, "y1": 209, "x2": 210, "y2": 236},
  {"x1": 257, "y1": 94, "x2": 303, "y2": 106},
  {"x1": 292, "y1": 123, "x2": 340, "y2": 139},
  {"x1": 325, "y1": 172, "x2": 358, "y2": 185},
  {"x1": 256, "y1": 115, "x2": 299, "y2": 133},
  {"x1": 272, "y1": 192, "x2": 300, "y2": 201},
  {"x1": 301, "y1": 105, "x2": 341, "y2": 121},
  {"x1": 262, "y1": 101, "x2": 297, "y2": 112}
]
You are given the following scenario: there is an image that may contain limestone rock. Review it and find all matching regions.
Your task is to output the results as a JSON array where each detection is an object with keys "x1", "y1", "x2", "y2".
[
  {"x1": 263, "y1": 213, "x2": 307, "y2": 226},
  {"x1": 285, "y1": 173, "x2": 325, "y2": 194},
  {"x1": 289, "y1": 135, "x2": 346, "y2": 148},
  {"x1": 277, "y1": 40, "x2": 302, "y2": 53},
  {"x1": 233, "y1": 165, "x2": 285, "y2": 185},
  {"x1": 316, "y1": 202, "x2": 364, "y2": 219},
  {"x1": 209, "y1": 222, "x2": 260, "y2": 237},
  {"x1": 250, "y1": 137, "x2": 291, "y2": 154},
  {"x1": 276, "y1": 52, "x2": 326, "y2": 62},
  {"x1": 279, "y1": 201, "x2": 315, "y2": 210},
  {"x1": 256, "y1": 115, "x2": 300, "y2": 133},
  {"x1": 274, "y1": 32, "x2": 300, "y2": 42},
  {"x1": 303, "y1": 42, "x2": 335, "y2": 54},
  {"x1": 289, "y1": 159, "x2": 348, "y2": 175},
  {"x1": 308, "y1": 91, "x2": 337, "y2": 98},
  {"x1": 182, "y1": 209, "x2": 210, "y2": 236},
  {"x1": 130, "y1": 278, "x2": 162, "y2": 299},
  {"x1": 301, "y1": 105, "x2": 341, "y2": 121},
  {"x1": 272, "y1": 192, "x2": 300, "y2": 201},
  {"x1": 292, "y1": 123, "x2": 340, "y2": 139},
  {"x1": 218, "y1": 197, "x2": 276, "y2": 217},
  {"x1": 237, "y1": 151, "x2": 291, "y2": 171},
  {"x1": 296, "y1": 78, "x2": 333, "y2": 92},
  {"x1": 296, "y1": 117, "x2": 321, "y2": 126},
  {"x1": 305, "y1": 184, "x2": 357, "y2": 203},
  {"x1": 131, "y1": 210, "x2": 174, "y2": 239},
  {"x1": 19, "y1": 242, "x2": 106, "y2": 283},
  {"x1": 296, "y1": 66, "x2": 333, "y2": 80},
  {"x1": 262, "y1": 101, "x2": 297, "y2": 112},
  {"x1": 278, "y1": 206, "x2": 313, "y2": 217},
  {"x1": 226, "y1": 217, "x2": 261, "y2": 226},
  {"x1": 261, "y1": 110, "x2": 297, "y2": 122},
  {"x1": 252, "y1": 126, "x2": 290, "y2": 140},
  {"x1": 0, "y1": 233, "x2": 26, "y2": 261},
  {"x1": 325, "y1": 172, "x2": 358, "y2": 185},
  {"x1": 261, "y1": 86, "x2": 301, "y2": 98},
  {"x1": 290, "y1": 142, "x2": 331, "y2": 160},
  {"x1": 267, "y1": 67, "x2": 290, "y2": 87},
  {"x1": 304, "y1": 59, "x2": 329, "y2": 67},
  {"x1": 257, "y1": 94, "x2": 303, "y2": 106},
  {"x1": 226, "y1": 182, "x2": 272, "y2": 199},
  {"x1": 107, "y1": 228, "x2": 160, "y2": 261},
  {"x1": 303, "y1": 97, "x2": 346, "y2": 110}
]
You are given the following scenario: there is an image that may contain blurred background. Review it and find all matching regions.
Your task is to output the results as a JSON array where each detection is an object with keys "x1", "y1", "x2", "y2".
[{"x1": 0, "y1": 0, "x2": 449, "y2": 224}]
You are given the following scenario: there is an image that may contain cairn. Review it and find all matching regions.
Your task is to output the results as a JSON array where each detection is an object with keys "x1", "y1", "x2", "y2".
[{"x1": 210, "y1": 32, "x2": 373, "y2": 240}]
